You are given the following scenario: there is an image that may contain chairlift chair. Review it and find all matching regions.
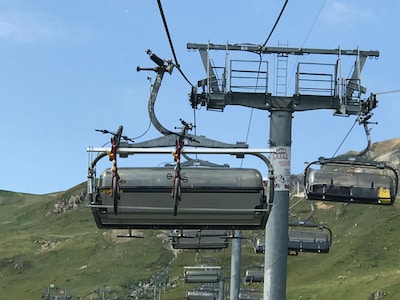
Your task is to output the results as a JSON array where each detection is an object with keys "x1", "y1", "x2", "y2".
[
  {"x1": 288, "y1": 220, "x2": 332, "y2": 253},
  {"x1": 186, "y1": 289, "x2": 217, "y2": 300},
  {"x1": 184, "y1": 266, "x2": 222, "y2": 283},
  {"x1": 88, "y1": 50, "x2": 274, "y2": 229},
  {"x1": 243, "y1": 266, "x2": 264, "y2": 284},
  {"x1": 253, "y1": 236, "x2": 265, "y2": 254},
  {"x1": 89, "y1": 166, "x2": 269, "y2": 230},
  {"x1": 239, "y1": 291, "x2": 262, "y2": 300},
  {"x1": 253, "y1": 219, "x2": 333, "y2": 254},
  {"x1": 304, "y1": 114, "x2": 398, "y2": 206},
  {"x1": 169, "y1": 229, "x2": 229, "y2": 250},
  {"x1": 304, "y1": 156, "x2": 398, "y2": 205}
]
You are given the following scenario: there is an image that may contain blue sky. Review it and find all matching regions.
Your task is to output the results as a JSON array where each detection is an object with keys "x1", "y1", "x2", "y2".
[{"x1": 1, "y1": 0, "x2": 399, "y2": 194}]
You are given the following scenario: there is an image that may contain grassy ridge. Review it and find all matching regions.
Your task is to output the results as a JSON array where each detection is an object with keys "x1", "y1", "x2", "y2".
[
  {"x1": 286, "y1": 197, "x2": 400, "y2": 299},
  {"x1": 0, "y1": 187, "x2": 173, "y2": 299},
  {"x1": 1, "y1": 186, "x2": 400, "y2": 299}
]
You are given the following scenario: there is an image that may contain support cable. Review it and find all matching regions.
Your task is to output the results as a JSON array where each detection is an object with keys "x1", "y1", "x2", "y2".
[
  {"x1": 300, "y1": 0, "x2": 326, "y2": 49},
  {"x1": 131, "y1": 78, "x2": 153, "y2": 139},
  {"x1": 242, "y1": 0, "x2": 290, "y2": 161},
  {"x1": 240, "y1": 52, "x2": 264, "y2": 167},
  {"x1": 156, "y1": 0, "x2": 200, "y2": 157},
  {"x1": 331, "y1": 117, "x2": 358, "y2": 157},
  {"x1": 241, "y1": 0, "x2": 290, "y2": 158},
  {"x1": 287, "y1": 0, "x2": 326, "y2": 89},
  {"x1": 261, "y1": 0, "x2": 289, "y2": 49},
  {"x1": 131, "y1": 120, "x2": 151, "y2": 140},
  {"x1": 375, "y1": 89, "x2": 400, "y2": 95},
  {"x1": 242, "y1": 0, "x2": 289, "y2": 166},
  {"x1": 242, "y1": 0, "x2": 289, "y2": 163},
  {"x1": 156, "y1": 0, "x2": 194, "y2": 87}
]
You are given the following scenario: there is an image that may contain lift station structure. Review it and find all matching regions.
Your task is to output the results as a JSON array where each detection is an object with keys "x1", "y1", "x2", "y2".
[{"x1": 187, "y1": 42, "x2": 380, "y2": 299}]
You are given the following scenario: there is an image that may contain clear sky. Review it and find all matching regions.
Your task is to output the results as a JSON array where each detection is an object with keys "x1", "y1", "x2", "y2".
[{"x1": 1, "y1": 0, "x2": 399, "y2": 194}]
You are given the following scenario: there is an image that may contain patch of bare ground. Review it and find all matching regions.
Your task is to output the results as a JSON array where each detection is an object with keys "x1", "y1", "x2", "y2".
[{"x1": 315, "y1": 201, "x2": 334, "y2": 210}]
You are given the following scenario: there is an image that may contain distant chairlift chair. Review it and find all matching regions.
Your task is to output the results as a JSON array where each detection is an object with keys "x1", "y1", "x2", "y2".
[
  {"x1": 253, "y1": 220, "x2": 333, "y2": 254},
  {"x1": 169, "y1": 229, "x2": 229, "y2": 250},
  {"x1": 304, "y1": 156, "x2": 398, "y2": 205},
  {"x1": 288, "y1": 220, "x2": 333, "y2": 254}
]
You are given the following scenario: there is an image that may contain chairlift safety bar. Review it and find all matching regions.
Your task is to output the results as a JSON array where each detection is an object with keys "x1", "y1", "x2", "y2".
[{"x1": 87, "y1": 147, "x2": 276, "y2": 155}]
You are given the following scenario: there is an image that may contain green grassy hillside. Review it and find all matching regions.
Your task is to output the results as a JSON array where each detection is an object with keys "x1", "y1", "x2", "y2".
[
  {"x1": 1, "y1": 183, "x2": 400, "y2": 299},
  {"x1": 0, "y1": 185, "x2": 174, "y2": 299},
  {"x1": 286, "y1": 196, "x2": 400, "y2": 300}
]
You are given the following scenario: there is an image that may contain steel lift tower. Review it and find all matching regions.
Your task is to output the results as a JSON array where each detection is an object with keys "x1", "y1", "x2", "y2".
[{"x1": 187, "y1": 42, "x2": 379, "y2": 299}]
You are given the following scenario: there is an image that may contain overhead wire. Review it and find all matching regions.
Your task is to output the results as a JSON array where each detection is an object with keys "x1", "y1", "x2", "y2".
[
  {"x1": 287, "y1": 0, "x2": 326, "y2": 89},
  {"x1": 331, "y1": 117, "x2": 358, "y2": 157},
  {"x1": 290, "y1": 0, "x2": 379, "y2": 159},
  {"x1": 240, "y1": 52, "x2": 262, "y2": 168},
  {"x1": 300, "y1": 0, "x2": 326, "y2": 49},
  {"x1": 131, "y1": 120, "x2": 152, "y2": 140},
  {"x1": 156, "y1": 0, "x2": 194, "y2": 87},
  {"x1": 131, "y1": 77, "x2": 153, "y2": 140},
  {"x1": 241, "y1": 1, "x2": 289, "y2": 167},
  {"x1": 156, "y1": 0, "x2": 200, "y2": 163},
  {"x1": 244, "y1": 54, "x2": 263, "y2": 139},
  {"x1": 375, "y1": 89, "x2": 400, "y2": 95},
  {"x1": 261, "y1": 0, "x2": 289, "y2": 49}
]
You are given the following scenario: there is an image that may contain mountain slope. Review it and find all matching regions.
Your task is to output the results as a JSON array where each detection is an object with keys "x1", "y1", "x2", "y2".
[
  {"x1": 0, "y1": 185, "x2": 173, "y2": 299},
  {"x1": 1, "y1": 138, "x2": 399, "y2": 299}
]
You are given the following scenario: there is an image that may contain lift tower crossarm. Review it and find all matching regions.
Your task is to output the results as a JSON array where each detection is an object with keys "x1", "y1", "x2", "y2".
[
  {"x1": 188, "y1": 43, "x2": 379, "y2": 115},
  {"x1": 187, "y1": 43, "x2": 380, "y2": 58}
]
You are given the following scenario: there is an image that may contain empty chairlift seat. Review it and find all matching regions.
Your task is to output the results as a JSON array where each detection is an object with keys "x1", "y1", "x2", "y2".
[
  {"x1": 304, "y1": 157, "x2": 398, "y2": 205},
  {"x1": 186, "y1": 290, "x2": 216, "y2": 300},
  {"x1": 288, "y1": 230, "x2": 331, "y2": 253},
  {"x1": 253, "y1": 237, "x2": 265, "y2": 254},
  {"x1": 89, "y1": 167, "x2": 268, "y2": 229},
  {"x1": 239, "y1": 291, "x2": 262, "y2": 300},
  {"x1": 184, "y1": 266, "x2": 222, "y2": 283},
  {"x1": 244, "y1": 268, "x2": 264, "y2": 283},
  {"x1": 169, "y1": 230, "x2": 229, "y2": 250},
  {"x1": 288, "y1": 220, "x2": 332, "y2": 253}
]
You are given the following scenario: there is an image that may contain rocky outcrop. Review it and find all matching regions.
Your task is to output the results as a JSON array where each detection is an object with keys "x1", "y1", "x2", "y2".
[{"x1": 52, "y1": 191, "x2": 86, "y2": 214}]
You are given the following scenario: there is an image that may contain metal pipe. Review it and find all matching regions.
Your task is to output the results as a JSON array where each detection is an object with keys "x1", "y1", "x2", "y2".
[
  {"x1": 230, "y1": 230, "x2": 241, "y2": 300},
  {"x1": 87, "y1": 147, "x2": 275, "y2": 155},
  {"x1": 264, "y1": 110, "x2": 292, "y2": 299},
  {"x1": 218, "y1": 279, "x2": 224, "y2": 300}
]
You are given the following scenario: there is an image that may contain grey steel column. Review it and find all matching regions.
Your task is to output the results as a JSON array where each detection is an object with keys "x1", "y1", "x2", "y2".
[
  {"x1": 264, "y1": 110, "x2": 292, "y2": 299},
  {"x1": 218, "y1": 279, "x2": 225, "y2": 300},
  {"x1": 230, "y1": 230, "x2": 241, "y2": 299}
]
